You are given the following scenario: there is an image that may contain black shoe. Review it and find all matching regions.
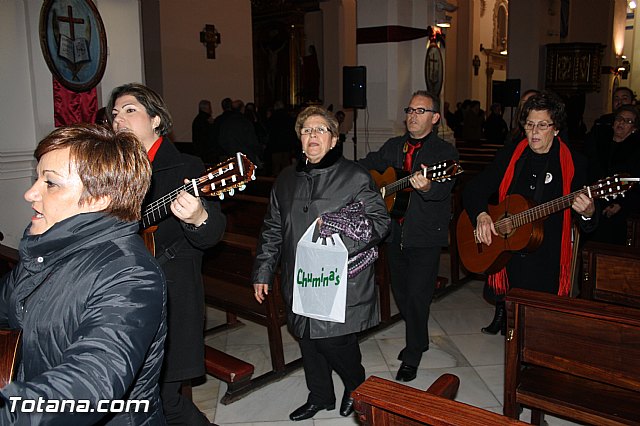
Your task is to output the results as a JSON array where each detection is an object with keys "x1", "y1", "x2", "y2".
[
  {"x1": 340, "y1": 391, "x2": 355, "y2": 417},
  {"x1": 397, "y1": 346, "x2": 429, "y2": 361},
  {"x1": 481, "y1": 301, "x2": 506, "y2": 335},
  {"x1": 395, "y1": 362, "x2": 417, "y2": 382},
  {"x1": 289, "y1": 401, "x2": 335, "y2": 421}
]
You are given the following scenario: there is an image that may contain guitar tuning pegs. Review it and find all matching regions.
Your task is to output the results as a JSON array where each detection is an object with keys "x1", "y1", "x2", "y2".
[
  {"x1": 229, "y1": 188, "x2": 235, "y2": 196},
  {"x1": 251, "y1": 173, "x2": 256, "y2": 180},
  {"x1": 219, "y1": 193, "x2": 225, "y2": 201},
  {"x1": 239, "y1": 184, "x2": 246, "y2": 191}
]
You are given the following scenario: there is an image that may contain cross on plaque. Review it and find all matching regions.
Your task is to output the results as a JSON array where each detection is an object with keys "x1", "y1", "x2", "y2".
[
  {"x1": 200, "y1": 24, "x2": 221, "y2": 59},
  {"x1": 57, "y1": 5, "x2": 85, "y2": 40}
]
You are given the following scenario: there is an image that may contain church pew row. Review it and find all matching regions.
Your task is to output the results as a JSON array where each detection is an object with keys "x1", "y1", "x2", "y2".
[
  {"x1": 627, "y1": 213, "x2": 640, "y2": 248},
  {"x1": 504, "y1": 288, "x2": 640, "y2": 425},
  {"x1": 352, "y1": 375, "x2": 528, "y2": 425},
  {"x1": 580, "y1": 240, "x2": 640, "y2": 308}
]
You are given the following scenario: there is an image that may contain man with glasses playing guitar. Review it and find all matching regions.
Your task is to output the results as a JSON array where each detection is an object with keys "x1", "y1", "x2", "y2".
[{"x1": 359, "y1": 90, "x2": 459, "y2": 383}]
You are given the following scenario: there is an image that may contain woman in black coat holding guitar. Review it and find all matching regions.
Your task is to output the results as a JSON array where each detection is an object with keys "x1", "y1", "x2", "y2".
[
  {"x1": 462, "y1": 91, "x2": 595, "y2": 335},
  {"x1": 108, "y1": 83, "x2": 226, "y2": 425}
]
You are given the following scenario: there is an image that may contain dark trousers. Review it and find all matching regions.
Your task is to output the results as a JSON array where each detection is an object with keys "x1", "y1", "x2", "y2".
[
  {"x1": 161, "y1": 379, "x2": 210, "y2": 425},
  {"x1": 299, "y1": 321, "x2": 365, "y2": 405},
  {"x1": 386, "y1": 243, "x2": 441, "y2": 367}
]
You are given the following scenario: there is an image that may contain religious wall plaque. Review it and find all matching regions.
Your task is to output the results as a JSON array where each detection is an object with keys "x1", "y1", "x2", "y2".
[
  {"x1": 545, "y1": 43, "x2": 604, "y2": 93},
  {"x1": 425, "y1": 43, "x2": 443, "y2": 96},
  {"x1": 39, "y1": 0, "x2": 107, "y2": 92}
]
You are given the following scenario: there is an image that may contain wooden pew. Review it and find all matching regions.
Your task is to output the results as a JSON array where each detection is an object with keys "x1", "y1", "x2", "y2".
[
  {"x1": 203, "y1": 345, "x2": 254, "y2": 404},
  {"x1": 353, "y1": 375, "x2": 528, "y2": 425},
  {"x1": 627, "y1": 213, "x2": 640, "y2": 248},
  {"x1": 580, "y1": 240, "x2": 640, "y2": 308},
  {"x1": 504, "y1": 288, "x2": 640, "y2": 425}
]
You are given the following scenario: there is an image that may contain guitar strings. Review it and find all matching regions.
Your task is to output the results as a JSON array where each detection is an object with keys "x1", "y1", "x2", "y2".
[{"x1": 142, "y1": 165, "x2": 231, "y2": 227}]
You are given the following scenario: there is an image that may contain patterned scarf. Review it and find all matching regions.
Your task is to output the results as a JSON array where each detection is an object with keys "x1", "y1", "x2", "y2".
[
  {"x1": 318, "y1": 201, "x2": 378, "y2": 278},
  {"x1": 488, "y1": 138, "x2": 574, "y2": 296}
]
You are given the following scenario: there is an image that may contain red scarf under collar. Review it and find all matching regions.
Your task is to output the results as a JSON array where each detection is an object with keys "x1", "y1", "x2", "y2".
[{"x1": 488, "y1": 138, "x2": 574, "y2": 296}]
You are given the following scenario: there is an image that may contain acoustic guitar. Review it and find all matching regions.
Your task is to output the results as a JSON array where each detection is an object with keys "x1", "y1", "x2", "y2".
[
  {"x1": 370, "y1": 160, "x2": 462, "y2": 218},
  {"x1": 141, "y1": 152, "x2": 256, "y2": 255},
  {"x1": 0, "y1": 328, "x2": 21, "y2": 387},
  {"x1": 456, "y1": 174, "x2": 637, "y2": 275}
]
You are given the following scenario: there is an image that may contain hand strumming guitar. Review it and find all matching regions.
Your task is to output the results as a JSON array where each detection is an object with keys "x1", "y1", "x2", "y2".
[
  {"x1": 475, "y1": 212, "x2": 498, "y2": 246},
  {"x1": 170, "y1": 178, "x2": 209, "y2": 226},
  {"x1": 409, "y1": 164, "x2": 432, "y2": 192}
]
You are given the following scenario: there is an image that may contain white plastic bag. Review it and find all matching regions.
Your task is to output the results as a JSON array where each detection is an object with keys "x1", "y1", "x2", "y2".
[{"x1": 292, "y1": 219, "x2": 348, "y2": 323}]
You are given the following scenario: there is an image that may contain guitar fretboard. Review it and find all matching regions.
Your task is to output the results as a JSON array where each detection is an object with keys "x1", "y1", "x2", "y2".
[
  {"x1": 382, "y1": 164, "x2": 446, "y2": 196},
  {"x1": 140, "y1": 161, "x2": 240, "y2": 229},
  {"x1": 141, "y1": 181, "x2": 199, "y2": 229}
]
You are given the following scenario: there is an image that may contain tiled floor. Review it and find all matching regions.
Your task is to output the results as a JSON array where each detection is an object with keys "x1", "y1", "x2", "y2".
[{"x1": 193, "y1": 254, "x2": 579, "y2": 425}]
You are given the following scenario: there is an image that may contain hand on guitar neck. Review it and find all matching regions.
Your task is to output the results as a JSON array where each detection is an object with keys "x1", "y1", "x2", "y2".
[
  {"x1": 171, "y1": 179, "x2": 209, "y2": 227},
  {"x1": 408, "y1": 165, "x2": 432, "y2": 192}
]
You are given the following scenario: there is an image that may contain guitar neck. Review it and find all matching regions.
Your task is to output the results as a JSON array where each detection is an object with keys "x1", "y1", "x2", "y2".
[
  {"x1": 141, "y1": 180, "x2": 200, "y2": 229},
  {"x1": 495, "y1": 187, "x2": 589, "y2": 234},
  {"x1": 383, "y1": 167, "x2": 428, "y2": 196}
]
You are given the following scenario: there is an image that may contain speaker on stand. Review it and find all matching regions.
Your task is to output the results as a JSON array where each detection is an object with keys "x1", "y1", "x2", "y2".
[{"x1": 343, "y1": 66, "x2": 367, "y2": 160}]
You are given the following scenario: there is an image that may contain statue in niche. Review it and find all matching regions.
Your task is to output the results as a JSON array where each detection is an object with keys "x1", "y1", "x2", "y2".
[{"x1": 301, "y1": 45, "x2": 320, "y2": 102}]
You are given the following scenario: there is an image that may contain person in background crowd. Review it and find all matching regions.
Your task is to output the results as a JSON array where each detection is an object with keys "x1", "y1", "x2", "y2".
[
  {"x1": 506, "y1": 89, "x2": 540, "y2": 145},
  {"x1": 192, "y1": 99, "x2": 215, "y2": 163},
  {"x1": 586, "y1": 104, "x2": 640, "y2": 245},
  {"x1": 587, "y1": 86, "x2": 636, "y2": 152},
  {"x1": 483, "y1": 103, "x2": 509, "y2": 144}
]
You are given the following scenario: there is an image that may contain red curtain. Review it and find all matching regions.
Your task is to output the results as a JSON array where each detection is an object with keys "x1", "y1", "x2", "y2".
[{"x1": 53, "y1": 77, "x2": 98, "y2": 126}]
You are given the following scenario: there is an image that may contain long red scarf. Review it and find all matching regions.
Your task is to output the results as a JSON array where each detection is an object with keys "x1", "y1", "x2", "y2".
[{"x1": 487, "y1": 138, "x2": 574, "y2": 296}]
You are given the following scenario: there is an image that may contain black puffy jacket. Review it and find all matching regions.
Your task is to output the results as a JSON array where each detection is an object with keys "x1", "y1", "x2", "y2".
[{"x1": 0, "y1": 213, "x2": 166, "y2": 425}]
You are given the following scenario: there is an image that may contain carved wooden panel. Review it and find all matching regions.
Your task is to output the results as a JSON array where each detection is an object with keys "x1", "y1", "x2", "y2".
[{"x1": 545, "y1": 43, "x2": 604, "y2": 93}]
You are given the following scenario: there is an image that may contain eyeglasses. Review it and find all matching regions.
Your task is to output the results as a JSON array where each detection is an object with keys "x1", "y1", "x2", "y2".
[
  {"x1": 614, "y1": 116, "x2": 635, "y2": 125},
  {"x1": 300, "y1": 125, "x2": 331, "y2": 136},
  {"x1": 404, "y1": 107, "x2": 436, "y2": 115},
  {"x1": 524, "y1": 121, "x2": 554, "y2": 131}
]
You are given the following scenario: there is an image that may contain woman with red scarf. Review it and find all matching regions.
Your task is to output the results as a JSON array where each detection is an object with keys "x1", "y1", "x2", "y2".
[
  {"x1": 462, "y1": 91, "x2": 596, "y2": 335},
  {"x1": 107, "y1": 84, "x2": 226, "y2": 425}
]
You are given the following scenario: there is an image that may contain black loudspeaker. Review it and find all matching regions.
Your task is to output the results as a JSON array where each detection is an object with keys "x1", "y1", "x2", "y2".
[
  {"x1": 343, "y1": 66, "x2": 367, "y2": 109},
  {"x1": 503, "y1": 79, "x2": 521, "y2": 107},
  {"x1": 492, "y1": 81, "x2": 507, "y2": 106}
]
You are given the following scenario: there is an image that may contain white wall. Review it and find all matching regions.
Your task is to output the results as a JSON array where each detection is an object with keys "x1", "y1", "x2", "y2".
[
  {"x1": 96, "y1": 0, "x2": 145, "y2": 105},
  {"x1": 0, "y1": 0, "x2": 143, "y2": 248},
  {"x1": 159, "y1": 0, "x2": 254, "y2": 143}
]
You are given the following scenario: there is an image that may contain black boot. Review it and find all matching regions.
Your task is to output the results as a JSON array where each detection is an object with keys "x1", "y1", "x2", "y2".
[{"x1": 482, "y1": 301, "x2": 506, "y2": 335}]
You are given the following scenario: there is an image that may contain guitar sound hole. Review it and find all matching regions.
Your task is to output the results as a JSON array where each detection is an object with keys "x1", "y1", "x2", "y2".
[{"x1": 496, "y1": 214, "x2": 515, "y2": 239}]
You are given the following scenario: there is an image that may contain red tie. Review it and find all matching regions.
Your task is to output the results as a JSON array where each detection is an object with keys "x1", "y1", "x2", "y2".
[{"x1": 403, "y1": 141, "x2": 423, "y2": 172}]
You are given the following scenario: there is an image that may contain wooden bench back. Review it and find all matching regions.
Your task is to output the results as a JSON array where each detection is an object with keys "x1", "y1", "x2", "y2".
[
  {"x1": 353, "y1": 375, "x2": 527, "y2": 426},
  {"x1": 581, "y1": 241, "x2": 640, "y2": 308},
  {"x1": 518, "y1": 301, "x2": 640, "y2": 389},
  {"x1": 505, "y1": 288, "x2": 640, "y2": 423}
]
